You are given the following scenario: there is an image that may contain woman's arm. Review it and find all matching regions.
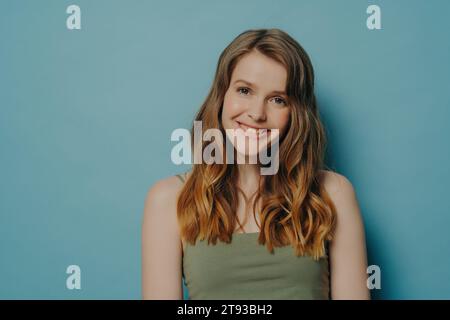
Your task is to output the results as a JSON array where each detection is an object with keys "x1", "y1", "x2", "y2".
[
  {"x1": 141, "y1": 177, "x2": 184, "y2": 299},
  {"x1": 323, "y1": 171, "x2": 371, "y2": 300}
]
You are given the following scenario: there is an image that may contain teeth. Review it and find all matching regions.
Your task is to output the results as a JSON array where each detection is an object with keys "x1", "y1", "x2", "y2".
[
  {"x1": 246, "y1": 128, "x2": 257, "y2": 136},
  {"x1": 258, "y1": 129, "x2": 267, "y2": 136},
  {"x1": 238, "y1": 122, "x2": 269, "y2": 138}
]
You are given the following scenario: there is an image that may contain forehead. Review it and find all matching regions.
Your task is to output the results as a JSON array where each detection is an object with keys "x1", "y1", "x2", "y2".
[{"x1": 231, "y1": 50, "x2": 287, "y2": 92}]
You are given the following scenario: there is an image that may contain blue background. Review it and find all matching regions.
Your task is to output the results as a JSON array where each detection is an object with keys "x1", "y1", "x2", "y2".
[{"x1": 1, "y1": 0, "x2": 449, "y2": 299}]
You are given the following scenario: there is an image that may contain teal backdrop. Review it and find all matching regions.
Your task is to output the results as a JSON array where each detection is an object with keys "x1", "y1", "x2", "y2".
[{"x1": 1, "y1": 0, "x2": 449, "y2": 299}]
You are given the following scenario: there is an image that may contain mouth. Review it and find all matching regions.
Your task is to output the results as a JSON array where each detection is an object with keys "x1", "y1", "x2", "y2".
[{"x1": 236, "y1": 121, "x2": 270, "y2": 139}]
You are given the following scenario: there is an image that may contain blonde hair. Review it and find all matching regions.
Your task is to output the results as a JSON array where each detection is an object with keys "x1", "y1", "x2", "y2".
[{"x1": 177, "y1": 28, "x2": 336, "y2": 260}]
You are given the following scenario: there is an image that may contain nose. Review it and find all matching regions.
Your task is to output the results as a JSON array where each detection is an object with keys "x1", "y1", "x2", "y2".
[{"x1": 247, "y1": 98, "x2": 266, "y2": 122}]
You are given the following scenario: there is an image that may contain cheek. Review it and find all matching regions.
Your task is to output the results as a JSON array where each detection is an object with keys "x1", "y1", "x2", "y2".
[
  {"x1": 223, "y1": 92, "x2": 246, "y2": 118},
  {"x1": 221, "y1": 92, "x2": 235, "y2": 129},
  {"x1": 271, "y1": 109, "x2": 291, "y2": 132},
  {"x1": 281, "y1": 110, "x2": 291, "y2": 130}
]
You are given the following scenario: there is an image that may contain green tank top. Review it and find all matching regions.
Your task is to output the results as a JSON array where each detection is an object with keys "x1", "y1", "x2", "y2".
[{"x1": 176, "y1": 174, "x2": 330, "y2": 300}]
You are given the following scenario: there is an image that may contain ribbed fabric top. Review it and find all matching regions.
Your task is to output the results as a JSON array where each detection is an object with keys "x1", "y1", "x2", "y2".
[{"x1": 182, "y1": 232, "x2": 330, "y2": 300}]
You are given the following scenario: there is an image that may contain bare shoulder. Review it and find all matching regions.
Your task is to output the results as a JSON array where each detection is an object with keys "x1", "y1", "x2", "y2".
[
  {"x1": 319, "y1": 172, "x2": 369, "y2": 299},
  {"x1": 318, "y1": 169, "x2": 362, "y2": 225},
  {"x1": 145, "y1": 175, "x2": 185, "y2": 203},
  {"x1": 142, "y1": 175, "x2": 187, "y2": 235},
  {"x1": 318, "y1": 169, "x2": 355, "y2": 200},
  {"x1": 141, "y1": 174, "x2": 187, "y2": 299}
]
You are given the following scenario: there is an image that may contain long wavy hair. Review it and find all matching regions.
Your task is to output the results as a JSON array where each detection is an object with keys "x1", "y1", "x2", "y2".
[{"x1": 177, "y1": 28, "x2": 336, "y2": 260}]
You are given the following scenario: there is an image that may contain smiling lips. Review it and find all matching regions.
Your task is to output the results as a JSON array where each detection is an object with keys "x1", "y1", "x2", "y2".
[{"x1": 236, "y1": 121, "x2": 270, "y2": 139}]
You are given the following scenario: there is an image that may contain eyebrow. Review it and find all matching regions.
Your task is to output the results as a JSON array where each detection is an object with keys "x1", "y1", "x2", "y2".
[{"x1": 233, "y1": 79, "x2": 287, "y2": 96}]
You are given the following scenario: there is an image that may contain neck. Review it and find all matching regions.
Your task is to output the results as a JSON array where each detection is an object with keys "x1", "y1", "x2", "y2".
[{"x1": 236, "y1": 164, "x2": 261, "y2": 195}]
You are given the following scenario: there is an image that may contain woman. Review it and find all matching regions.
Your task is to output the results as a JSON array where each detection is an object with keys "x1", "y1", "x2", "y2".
[{"x1": 142, "y1": 28, "x2": 370, "y2": 300}]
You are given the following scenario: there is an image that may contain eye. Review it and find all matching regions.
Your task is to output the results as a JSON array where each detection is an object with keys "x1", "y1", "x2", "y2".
[
  {"x1": 237, "y1": 87, "x2": 251, "y2": 95},
  {"x1": 271, "y1": 96, "x2": 287, "y2": 106}
]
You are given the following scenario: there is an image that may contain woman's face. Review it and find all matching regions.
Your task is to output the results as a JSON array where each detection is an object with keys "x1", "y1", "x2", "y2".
[{"x1": 221, "y1": 50, "x2": 291, "y2": 158}]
